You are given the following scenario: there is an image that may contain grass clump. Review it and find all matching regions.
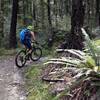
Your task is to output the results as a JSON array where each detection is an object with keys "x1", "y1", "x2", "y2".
[{"x1": 25, "y1": 64, "x2": 55, "y2": 100}]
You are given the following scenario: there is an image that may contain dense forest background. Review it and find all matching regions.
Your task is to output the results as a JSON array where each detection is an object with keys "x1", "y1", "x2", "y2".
[
  {"x1": 0, "y1": 1, "x2": 100, "y2": 99},
  {"x1": 0, "y1": 0, "x2": 100, "y2": 49}
]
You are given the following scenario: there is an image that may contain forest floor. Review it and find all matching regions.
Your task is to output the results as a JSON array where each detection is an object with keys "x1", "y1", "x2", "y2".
[
  {"x1": 0, "y1": 54, "x2": 49, "y2": 100},
  {"x1": 0, "y1": 56, "x2": 26, "y2": 100}
]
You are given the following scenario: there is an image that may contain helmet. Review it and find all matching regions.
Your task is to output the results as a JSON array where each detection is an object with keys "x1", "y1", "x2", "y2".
[{"x1": 27, "y1": 25, "x2": 33, "y2": 31}]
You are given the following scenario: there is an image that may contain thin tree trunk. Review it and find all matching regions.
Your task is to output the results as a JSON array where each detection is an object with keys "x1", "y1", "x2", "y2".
[
  {"x1": 96, "y1": 0, "x2": 100, "y2": 26},
  {"x1": 26, "y1": 0, "x2": 28, "y2": 14},
  {"x1": 23, "y1": 0, "x2": 26, "y2": 25},
  {"x1": 64, "y1": 0, "x2": 69, "y2": 15},
  {"x1": 9, "y1": 0, "x2": 18, "y2": 48},
  {"x1": 40, "y1": 0, "x2": 45, "y2": 32},
  {"x1": 87, "y1": 0, "x2": 91, "y2": 27},
  {"x1": 64, "y1": 0, "x2": 71, "y2": 28},
  {"x1": 47, "y1": 0, "x2": 54, "y2": 47},
  {"x1": 0, "y1": 0, "x2": 4, "y2": 38},
  {"x1": 54, "y1": 0, "x2": 58, "y2": 28},
  {"x1": 32, "y1": 1, "x2": 36, "y2": 21},
  {"x1": 32, "y1": 0, "x2": 38, "y2": 30},
  {"x1": 47, "y1": 0, "x2": 52, "y2": 30}
]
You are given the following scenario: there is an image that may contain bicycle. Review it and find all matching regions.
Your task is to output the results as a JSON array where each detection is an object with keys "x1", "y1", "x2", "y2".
[{"x1": 15, "y1": 41, "x2": 42, "y2": 68}]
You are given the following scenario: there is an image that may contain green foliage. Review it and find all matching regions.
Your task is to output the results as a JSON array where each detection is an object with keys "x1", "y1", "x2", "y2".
[
  {"x1": 42, "y1": 48, "x2": 53, "y2": 56},
  {"x1": 93, "y1": 40, "x2": 100, "y2": 54},
  {"x1": 25, "y1": 64, "x2": 42, "y2": 80},
  {"x1": 0, "y1": 48, "x2": 5, "y2": 55},
  {"x1": 0, "y1": 48, "x2": 16, "y2": 56},
  {"x1": 80, "y1": 56, "x2": 96, "y2": 69},
  {"x1": 25, "y1": 64, "x2": 55, "y2": 100},
  {"x1": 81, "y1": 28, "x2": 96, "y2": 58},
  {"x1": 81, "y1": 28, "x2": 100, "y2": 66},
  {"x1": 93, "y1": 40, "x2": 100, "y2": 46},
  {"x1": 27, "y1": 82, "x2": 53, "y2": 100}
]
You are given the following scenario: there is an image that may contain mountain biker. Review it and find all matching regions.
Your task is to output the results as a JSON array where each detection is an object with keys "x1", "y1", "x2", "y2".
[{"x1": 19, "y1": 25, "x2": 35, "y2": 58}]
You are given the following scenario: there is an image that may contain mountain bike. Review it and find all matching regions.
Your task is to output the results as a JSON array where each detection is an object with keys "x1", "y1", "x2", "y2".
[{"x1": 15, "y1": 41, "x2": 42, "y2": 68}]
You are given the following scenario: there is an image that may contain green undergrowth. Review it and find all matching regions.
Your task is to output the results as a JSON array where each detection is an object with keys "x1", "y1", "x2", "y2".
[
  {"x1": 0, "y1": 46, "x2": 53, "y2": 57},
  {"x1": 25, "y1": 63, "x2": 55, "y2": 100},
  {"x1": 0, "y1": 48, "x2": 17, "y2": 56},
  {"x1": 93, "y1": 39, "x2": 100, "y2": 46},
  {"x1": 42, "y1": 48, "x2": 55, "y2": 57}
]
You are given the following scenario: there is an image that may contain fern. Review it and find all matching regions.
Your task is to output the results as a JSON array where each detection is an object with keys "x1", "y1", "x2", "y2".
[{"x1": 81, "y1": 28, "x2": 98, "y2": 66}]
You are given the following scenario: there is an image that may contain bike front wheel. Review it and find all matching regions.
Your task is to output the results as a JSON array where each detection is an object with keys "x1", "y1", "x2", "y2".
[
  {"x1": 30, "y1": 47, "x2": 42, "y2": 61},
  {"x1": 15, "y1": 50, "x2": 26, "y2": 68}
]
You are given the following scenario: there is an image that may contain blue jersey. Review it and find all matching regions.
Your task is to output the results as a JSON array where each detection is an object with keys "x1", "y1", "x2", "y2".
[
  {"x1": 20, "y1": 29, "x2": 31, "y2": 41},
  {"x1": 19, "y1": 29, "x2": 32, "y2": 49}
]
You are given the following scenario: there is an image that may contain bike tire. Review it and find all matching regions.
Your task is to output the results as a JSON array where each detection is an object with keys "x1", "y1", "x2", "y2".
[
  {"x1": 15, "y1": 50, "x2": 26, "y2": 68},
  {"x1": 30, "y1": 47, "x2": 42, "y2": 61}
]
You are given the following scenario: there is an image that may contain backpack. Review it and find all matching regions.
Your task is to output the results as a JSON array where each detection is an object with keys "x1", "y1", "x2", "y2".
[{"x1": 20, "y1": 28, "x2": 30, "y2": 40}]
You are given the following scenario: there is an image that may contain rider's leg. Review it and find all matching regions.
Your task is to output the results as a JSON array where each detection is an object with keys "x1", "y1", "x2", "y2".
[
  {"x1": 26, "y1": 39, "x2": 32, "y2": 53},
  {"x1": 24, "y1": 39, "x2": 32, "y2": 60}
]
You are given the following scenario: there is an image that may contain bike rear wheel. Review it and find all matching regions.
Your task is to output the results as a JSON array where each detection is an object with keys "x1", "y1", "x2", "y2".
[
  {"x1": 30, "y1": 47, "x2": 42, "y2": 61},
  {"x1": 15, "y1": 50, "x2": 26, "y2": 68}
]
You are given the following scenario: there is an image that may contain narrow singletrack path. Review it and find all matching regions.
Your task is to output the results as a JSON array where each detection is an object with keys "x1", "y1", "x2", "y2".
[{"x1": 0, "y1": 56, "x2": 26, "y2": 100}]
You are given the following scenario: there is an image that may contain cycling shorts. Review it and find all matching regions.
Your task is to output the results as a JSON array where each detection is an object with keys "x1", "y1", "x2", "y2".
[{"x1": 21, "y1": 39, "x2": 32, "y2": 49}]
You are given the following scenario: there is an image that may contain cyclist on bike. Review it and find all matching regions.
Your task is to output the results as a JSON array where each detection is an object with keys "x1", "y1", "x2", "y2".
[{"x1": 19, "y1": 25, "x2": 35, "y2": 58}]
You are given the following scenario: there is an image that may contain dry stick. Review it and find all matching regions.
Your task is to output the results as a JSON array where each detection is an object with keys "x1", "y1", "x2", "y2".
[
  {"x1": 72, "y1": 81, "x2": 84, "y2": 99},
  {"x1": 89, "y1": 86, "x2": 97, "y2": 99},
  {"x1": 78, "y1": 80, "x2": 90, "y2": 100},
  {"x1": 71, "y1": 87, "x2": 82, "y2": 100},
  {"x1": 42, "y1": 63, "x2": 64, "y2": 82},
  {"x1": 71, "y1": 80, "x2": 90, "y2": 100},
  {"x1": 75, "y1": 88, "x2": 82, "y2": 100},
  {"x1": 43, "y1": 64, "x2": 55, "y2": 77},
  {"x1": 76, "y1": 88, "x2": 83, "y2": 100}
]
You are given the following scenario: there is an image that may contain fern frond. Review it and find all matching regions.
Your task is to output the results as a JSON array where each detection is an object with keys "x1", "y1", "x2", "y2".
[{"x1": 81, "y1": 28, "x2": 98, "y2": 65}]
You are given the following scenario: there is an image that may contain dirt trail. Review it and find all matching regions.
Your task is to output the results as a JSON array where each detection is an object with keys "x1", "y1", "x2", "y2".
[{"x1": 0, "y1": 56, "x2": 26, "y2": 100}]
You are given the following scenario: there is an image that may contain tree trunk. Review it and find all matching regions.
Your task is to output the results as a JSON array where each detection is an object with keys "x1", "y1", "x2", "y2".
[
  {"x1": 87, "y1": 0, "x2": 91, "y2": 27},
  {"x1": 26, "y1": 0, "x2": 28, "y2": 14},
  {"x1": 68, "y1": 0, "x2": 85, "y2": 50},
  {"x1": 40, "y1": 0, "x2": 45, "y2": 32},
  {"x1": 47, "y1": 0, "x2": 52, "y2": 30},
  {"x1": 54, "y1": 0, "x2": 58, "y2": 28},
  {"x1": 96, "y1": 0, "x2": 100, "y2": 26},
  {"x1": 0, "y1": 0, "x2": 4, "y2": 38},
  {"x1": 32, "y1": 0, "x2": 38, "y2": 31},
  {"x1": 47, "y1": 0, "x2": 55, "y2": 47},
  {"x1": 23, "y1": 0, "x2": 26, "y2": 25},
  {"x1": 9, "y1": 0, "x2": 18, "y2": 48},
  {"x1": 0, "y1": 0, "x2": 4, "y2": 47}
]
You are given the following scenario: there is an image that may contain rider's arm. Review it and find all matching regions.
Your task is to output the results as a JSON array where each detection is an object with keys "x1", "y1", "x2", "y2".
[{"x1": 30, "y1": 31, "x2": 35, "y2": 41}]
